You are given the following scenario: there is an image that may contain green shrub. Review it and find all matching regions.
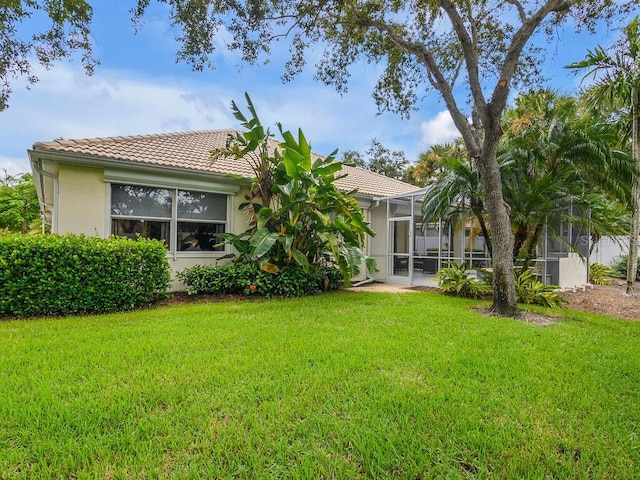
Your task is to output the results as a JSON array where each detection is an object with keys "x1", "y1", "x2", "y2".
[
  {"x1": 436, "y1": 261, "x2": 491, "y2": 298},
  {"x1": 514, "y1": 269, "x2": 566, "y2": 307},
  {"x1": 589, "y1": 262, "x2": 615, "y2": 285},
  {"x1": 178, "y1": 263, "x2": 343, "y2": 297},
  {"x1": 0, "y1": 234, "x2": 170, "y2": 317},
  {"x1": 610, "y1": 255, "x2": 640, "y2": 280}
]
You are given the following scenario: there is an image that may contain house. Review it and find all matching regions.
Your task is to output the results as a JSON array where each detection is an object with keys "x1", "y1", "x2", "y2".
[
  {"x1": 377, "y1": 188, "x2": 590, "y2": 290},
  {"x1": 28, "y1": 130, "x2": 420, "y2": 288},
  {"x1": 28, "y1": 129, "x2": 590, "y2": 291}
]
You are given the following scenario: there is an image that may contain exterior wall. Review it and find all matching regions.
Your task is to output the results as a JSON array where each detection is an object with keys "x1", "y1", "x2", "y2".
[
  {"x1": 57, "y1": 164, "x2": 107, "y2": 236},
  {"x1": 558, "y1": 252, "x2": 588, "y2": 289},
  {"x1": 590, "y1": 236, "x2": 627, "y2": 267},
  {"x1": 53, "y1": 163, "x2": 250, "y2": 291},
  {"x1": 368, "y1": 201, "x2": 388, "y2": 282}
]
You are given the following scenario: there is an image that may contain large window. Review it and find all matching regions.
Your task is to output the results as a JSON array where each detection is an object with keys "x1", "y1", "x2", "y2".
[{"x1": 110, "y1": 184, "x2": 227, "y2": 253}]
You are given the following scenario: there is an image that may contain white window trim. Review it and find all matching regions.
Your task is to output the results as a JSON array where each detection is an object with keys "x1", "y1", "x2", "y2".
[{"x1": 106, "y1": 181, "x2": 233, "y2": 260}]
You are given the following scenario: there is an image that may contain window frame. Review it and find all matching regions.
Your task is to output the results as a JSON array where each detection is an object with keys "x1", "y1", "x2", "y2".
[{"x1": 108, "y1": 182, "x2": 231, "y2": 258}]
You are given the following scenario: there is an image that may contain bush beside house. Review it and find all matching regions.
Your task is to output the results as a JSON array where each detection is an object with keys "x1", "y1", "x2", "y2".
[
  {"x1": 0, "y1": 234, "x2": 170, "y2": 317},
  {"x1": 178, "y1": 263, "x2": 343, "y2": 297}
]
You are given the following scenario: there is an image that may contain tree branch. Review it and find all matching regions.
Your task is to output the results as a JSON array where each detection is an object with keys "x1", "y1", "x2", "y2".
[
  {"x1": 504, "y1": 0, "x2": 527, "y2": 23},
  {"x1": 439, "y1": 0, "x2": 487, "y2": 122},
  {"x1": 350, "y1": 16, "x2": 480, "y2": 155},
  {"x1": 491, "y1": 0, "x2": 575, "y2": 116}
]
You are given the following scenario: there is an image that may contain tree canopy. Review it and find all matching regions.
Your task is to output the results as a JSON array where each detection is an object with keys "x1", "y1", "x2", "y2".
[
  {"x1": 0, "y1": 172, "x2": 41, "y2": 234},
  {"x1": 341, "y1": 139, "x2": 410, "y2": 181},
  {"x1": 133, "y1": 0, "x2": 633, "y2": 316},
  {"x1": 567, "y1": 16, "x2": 640, "y2": 295},
  {"x1": 0, "y1": 0, "x2": 97, "y2": 111}
]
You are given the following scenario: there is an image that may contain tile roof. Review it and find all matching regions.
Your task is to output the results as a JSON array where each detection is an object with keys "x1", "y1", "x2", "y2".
[{"x1": 32, "y1": 129, "x2": 420, "y2": 198}]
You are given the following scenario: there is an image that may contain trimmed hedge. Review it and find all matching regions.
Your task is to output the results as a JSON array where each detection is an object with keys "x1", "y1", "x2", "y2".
[
  {"x1": 177, "y1": 263, "x2": 343, "y2": 297},
  {"x1": 0, "y1": 234, "x2": 170, "y2": 317}
]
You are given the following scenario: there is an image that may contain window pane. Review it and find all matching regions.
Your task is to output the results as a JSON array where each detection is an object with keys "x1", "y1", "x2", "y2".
[
  {"x1": 111, "y1": 185, "x2": 172, "y2": 217},
  {"x1": 177, "y1": 190, "x2": 226, "y2": 220},
  {"x1": 112, "y1": 219, "x2": 170, "y2": 245},
  {"x1": 178, "y1": 222, "x2": 225, "y2": 251}
]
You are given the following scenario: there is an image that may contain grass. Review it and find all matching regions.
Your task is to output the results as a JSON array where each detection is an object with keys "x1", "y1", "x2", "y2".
[{"x1": 0, "y1": 291, "x2": 639, "y2": 479}]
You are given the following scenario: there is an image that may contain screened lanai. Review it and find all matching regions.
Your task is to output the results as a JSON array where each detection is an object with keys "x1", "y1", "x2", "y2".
[{"x1": 369, "y1": 189, "x2": 590, "y2": 290}]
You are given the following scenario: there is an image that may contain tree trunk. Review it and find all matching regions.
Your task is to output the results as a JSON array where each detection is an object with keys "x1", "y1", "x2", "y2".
[
  {"x1": 471, "y1": 203, "x2": 492, "y2": 257},
  {"x1": 627, "y1": 91, "x2": 640, "y2": 295},
  {"x1": 476, "y1": 125, "x2": 520, "y2": 317}
]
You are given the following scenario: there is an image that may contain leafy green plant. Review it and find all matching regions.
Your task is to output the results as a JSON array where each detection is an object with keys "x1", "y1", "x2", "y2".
[
  {"x1": 610, "y1": 255, "x2": 640, "y2": 280},
  {"x1": 436, "y1": 261, "x2": 491, "y2": 298},
  {"x1": 0, "y1": 234, "x2": 170, "y2": 317},
  {"x1": 177, "y1": 263, "x2": 342, "y2": 297},
  {"x1": 589, "y1": 263, "x2": 615, "y2": 285},
  {"x1": 514, "y1": 269, "x2": 566, "y2": 307},
  {"x1": 211, "y1": 93, "x2": 377, "y2": 285}
]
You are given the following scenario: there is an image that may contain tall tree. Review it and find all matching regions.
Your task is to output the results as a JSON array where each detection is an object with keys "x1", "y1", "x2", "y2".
[
  {"x1": 342, "y1": 139, "x2": 410, "y2": 180},
  {"x1": 567, "y1": 16, "x2": 640, "y2": 295},
  {"x1": 0, "y1": 1, "x2": 97, "y2": 111},
  {"x1": 366, "y1": 139, "x2": 410, "y2": 180},
  {"x1": 408, "y1": 146, "x2": 449, "y2": 187},
  {"x1": 134, "y1": 0, "x2": 633, "y2": 316},
  {"x1": 500, "y1": 91, "x2": 632, "y2": 270},
  {"x1": 0, "y1": 172, "x2": 41, "y2": 234},
  {"x1": 420, "y1": 142, "x2": 493, "y2": 256}
]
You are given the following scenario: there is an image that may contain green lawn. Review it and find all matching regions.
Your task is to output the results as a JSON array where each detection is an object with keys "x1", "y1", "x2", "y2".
[{"x1": 1, "y1": 291, "x2": 638, "y2": 479}]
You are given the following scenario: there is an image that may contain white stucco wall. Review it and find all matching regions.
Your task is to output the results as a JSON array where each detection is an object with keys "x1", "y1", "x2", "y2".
[
  {"x1": 368, "y1": 202, "x2": 388, "y2": 282},
  {"x1": 558, "y1": 252, "x2": 588, "y2": 289},
  {"x1": 590, "y1": 236, "x2": 627, "y2": 267},
  {"x1": 57, "y1": 164, "x2": 107, "y2": 236}
]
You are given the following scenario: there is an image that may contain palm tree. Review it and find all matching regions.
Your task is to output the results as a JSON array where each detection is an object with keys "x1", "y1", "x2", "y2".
[
  {"x1": 566, "y1": 16, "x2": 640, "y2": 294},
  {"x1": 500, "y1": 115, "x2": 631, "y2": 270},
  {"x1": 420, "y1": 141, "x2": 494, "y2": 257},
  {"x1": 422, "y1": 90, "x2": 632, "y2": 275}
]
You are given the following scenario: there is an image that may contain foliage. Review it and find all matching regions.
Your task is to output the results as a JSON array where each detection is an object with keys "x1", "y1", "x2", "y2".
[
  {"x1": 500, "y1": 90, "x2": 633, "y2": 269},
  {"x1": 610, "y1": 255, "x2": 640, "y2": 281},
  {"x1": 0, "y1": 1, "x2": 97, "y2": 111},
  {"x1": 567, "y1": 16, "x2": 640, "y2": 295},
  {"x1": 178, "y1": 263, "x2": 342, "y2": 297},
  {"x1": 212, "y1": 93, "x2": 376, "y2": 285},
  {"x1": 0, "y1": 234, "x2": 170, "y2": 317},
  {"x1": 341, "y1": 139, "x2": 411, "y2": 181},
  {"x1": 436, "y1": 261, "x2": 491, "y2": 299},
  {"x1": 421, "y1": 141, "x2": 493, "y2": 256},
  {"x1": 589, "y1": 263, "x2": 615, "y2": 285},
  {"x1": 132, "y1": 0, "x2": 635, "y2": 316},
  {"x1": 364, "y1": 139, "x2": 410, "y2": 181},
  {"x1": 406, "y1": 147, "x2": 447, "y2": 187},
  {"x1": 0, "y1": 172, "x2": 42, "y2": 233},
  {"x1": 514, "y1": 269, "x2": 566, "y2": 308}
]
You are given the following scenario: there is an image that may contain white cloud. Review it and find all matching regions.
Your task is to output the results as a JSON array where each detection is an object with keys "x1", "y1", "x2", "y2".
[
  {"x1": 419, "y1": 110, "x2": 460, "y2": 147},
  {"x1": 0, "y1": 59, "x2": 428, "y2": 172},
  {"x1": 0, "y1": 155, "x2": 27, "y2": 176}
]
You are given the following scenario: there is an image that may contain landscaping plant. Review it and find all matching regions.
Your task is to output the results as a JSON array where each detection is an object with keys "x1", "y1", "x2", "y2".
[
  {"x1": 211, "y1": 93, "x2": 376, "y2": 285},
  {"x1": 436, "y1": 261, "x2": 491, "y2": 298},
  {"x1": 514, "y1": 269, "x2": 566, "y2": 308},
  {"x1": 177, "y1": 263, "x2": 342, "y2": 297},
  {"x1": 611, "y1": 254, "x2": 640, "y2": 281},
  {"x1": 0, "y1": 233, "x2": 170, "y2": 316},
  {"x1": 589, "y1": 263, "x2": 615, "y2": 285}
]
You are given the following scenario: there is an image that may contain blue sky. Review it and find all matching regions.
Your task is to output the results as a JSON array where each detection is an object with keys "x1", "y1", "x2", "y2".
[{"x1": 0, "y1": 2, "x2": 630, "y2": 176}]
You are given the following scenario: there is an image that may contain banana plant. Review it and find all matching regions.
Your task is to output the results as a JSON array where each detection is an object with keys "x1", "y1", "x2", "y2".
[{"x1": 211, "y1": 93, "x2": 377, "y2": 285}]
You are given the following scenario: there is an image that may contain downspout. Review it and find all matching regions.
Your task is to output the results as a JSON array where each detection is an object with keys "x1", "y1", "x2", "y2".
[{"x1": 30, "y1": 158, "x2": 58, "y2": 233}]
